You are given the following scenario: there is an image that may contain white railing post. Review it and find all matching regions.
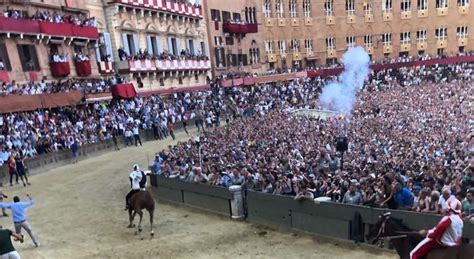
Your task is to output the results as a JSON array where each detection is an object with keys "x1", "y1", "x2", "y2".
[{"x1": 229, "y1": 185, "x2": 244, "y2": 220}]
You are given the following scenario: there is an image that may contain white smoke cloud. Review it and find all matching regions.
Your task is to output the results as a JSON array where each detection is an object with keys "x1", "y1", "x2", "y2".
[{"x1": 319, "y1": 47, "x2": 370, "y2": 115}]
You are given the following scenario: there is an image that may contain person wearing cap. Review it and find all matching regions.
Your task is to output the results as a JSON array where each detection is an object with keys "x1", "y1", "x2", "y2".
[
  {"x1": 124, "y1": 164, "x2": 144, "y2": 210},
  {"x1": 0, "y1": 194, "x2": 40, "y2": 247},
  {"x1": 410, "y1": 198, "x2": 463, "y2": 259}
]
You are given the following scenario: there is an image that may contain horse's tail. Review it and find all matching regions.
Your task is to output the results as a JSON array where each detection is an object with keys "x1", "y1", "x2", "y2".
[{"x1": 145, "y1": 191, "x2": 155, "y2": 212}]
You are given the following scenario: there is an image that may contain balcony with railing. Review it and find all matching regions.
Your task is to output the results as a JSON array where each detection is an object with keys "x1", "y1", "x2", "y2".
[
  {"x1": 0, "y1": 70, "x2": 10, "y2": 82},
  {"x1": 115, "y1": 0, "x2": 203, "y2": 19},
  {"x1": 98, "y1": 61, "x2": 114, "y2": 74},
  {"x1": 50, "y1": 62, "x2": 71, "y2": 77},
  {"x1": 0, "y1": 17, "x2": 39, "y2": 36},
  {"x1": 74, "y1": 61, "x2": 92, "y2": 77},
  {"x1": 0, "y1": 17, "x2": 99, "y2": 39},
  {"x1": 117, "y1": 59, "x2": 211, "y2": 73},
  {"x1": 223, "y1": 23, "x2": 258, "y2": 34}
]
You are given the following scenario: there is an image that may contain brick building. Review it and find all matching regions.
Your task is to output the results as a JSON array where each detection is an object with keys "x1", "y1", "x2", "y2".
[
  {"x1": 257, "y1": 0, "x2": 473, "y2": 70},
  {"x1": 0, "y1": 0, "x2": 472, "y2": 88},
  {"x1": 203, "y1": 0, "x2": 266, "y2": 77},
  {"x1": 0, "y1": 0, "x2": 211, "y2": 95},
  {"x1": 0, "y1": 0, "x2": 102, "y2": 83},
  {"x1": 99, "y1": 0, "x2": 211, "y2": 94}
]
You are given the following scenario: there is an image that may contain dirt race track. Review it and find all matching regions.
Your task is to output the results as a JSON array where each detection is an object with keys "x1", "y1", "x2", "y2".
[{"x1": 0, "y1": 129, "x2": 397, "y2": 259}]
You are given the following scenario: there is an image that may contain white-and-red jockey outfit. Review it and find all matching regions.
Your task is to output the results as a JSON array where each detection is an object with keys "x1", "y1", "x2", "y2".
[{"x1": 410, "y1": 199, "x2": 463, "y2": 259}]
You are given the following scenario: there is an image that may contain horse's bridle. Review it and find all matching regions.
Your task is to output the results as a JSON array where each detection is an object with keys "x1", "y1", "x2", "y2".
[{"x1": 374, "y1": 213, "x2": 407, "y2": 241}]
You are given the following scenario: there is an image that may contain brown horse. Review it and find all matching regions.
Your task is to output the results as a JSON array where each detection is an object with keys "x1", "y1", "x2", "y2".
[
  {"x1": 127, "y1": 190, "x2": 155, "y2": 237},
  {"x1": 366, "y1": 213, "x2": 474, "y2": 259}
]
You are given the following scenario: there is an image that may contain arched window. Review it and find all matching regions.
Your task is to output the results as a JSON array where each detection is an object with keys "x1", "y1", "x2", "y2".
[
  {"x1": 289, "y1": 0, "x2": 297, "y2": 18},
  {"x1": 276, "y1": 0, "x2": 284, "y2": 18},
  {"x1": 263, "y1": 0, "x2": 272, "y2": 18},
  {"x1": 303, "y1": 0, "x2": 311, "y2": 18},
  {"x1": 244, "y1": 7, "x2": 249, "y2": 23},
  {"x1": 252, "y1": 7, "x2": 257, "y2": 23}
]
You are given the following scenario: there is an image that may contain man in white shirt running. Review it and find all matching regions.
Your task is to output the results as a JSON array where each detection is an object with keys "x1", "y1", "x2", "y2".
[{"x1": 124, "y1": 164, "x2": 145, "y2": 210}]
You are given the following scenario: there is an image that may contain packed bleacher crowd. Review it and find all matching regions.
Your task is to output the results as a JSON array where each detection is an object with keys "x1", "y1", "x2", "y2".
[
  {"x1": 0, "y1": 78, "x2": 114, "y2": 96},
  {"x1": 118, "y1": 48, "x2": 209, "y2": 62},
  {"x1": 149, "y1": 61, "x2": 474, "y2": 217},
  {"x1": 3, "y1": 7, "x2": 97, "y2": 27}
]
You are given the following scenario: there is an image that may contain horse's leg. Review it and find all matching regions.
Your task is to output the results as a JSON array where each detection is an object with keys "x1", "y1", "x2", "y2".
[
  {"x1": 127, "y1": 209, "x2": 134, "y2": 228},
  {"x1": 149, "y1": 209, "x2": 154, "y2": 237},
  {"x1": 136, "y1": 211, "x2": 143, "y2": 235},
  {"x1": 131, "y1": 211, "x2": 137, "y2": 227}
]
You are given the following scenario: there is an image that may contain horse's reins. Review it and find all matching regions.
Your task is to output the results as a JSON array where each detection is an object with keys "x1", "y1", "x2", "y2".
[
  {"x1": 375, "y1": 218, "x2": 408, "y2": 240},
  {"x1": 383, "y1": 234, "x2": 408, "y2": 240}
]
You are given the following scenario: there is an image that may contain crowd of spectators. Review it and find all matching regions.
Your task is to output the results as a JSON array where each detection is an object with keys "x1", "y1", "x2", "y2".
[
  {"x1": 118, "y1": 48, "x2": 208, "y2": 62},
  {"x1": 74, "y1": 52, "x2": 90, "y2": 62},
  {"x1": 225, "y1": 18, "x2": 248, "y2": 25},
  {"x1": 0, "y1": 88, "x2": 214, "y2": 167},
  {"x1": 51, "y1": 52, "x2": 69, "y2": 63},
  {"x1": 373, "y1": 51, "x2": 474, "y2": 65},
  {"x1": 150, "y1": 61, "x2": 473, "y2": 217},
  {"x1": 3, "y1": 7, "x2": 97, "y2": 27},
  {"x1": 0, "y1": 53, "x2": 473, "y2": 217},
  {"x1": 174, "y1": 0, "x2": 201, "y2": 8},
  {"x1": 0, "y1": 78, "x2": 114, "y2": 96}
]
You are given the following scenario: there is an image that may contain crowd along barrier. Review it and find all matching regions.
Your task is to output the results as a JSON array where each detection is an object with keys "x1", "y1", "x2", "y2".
[
  {"x1": 150, "y1": 175, "x2": 237, "y2": 217},
  {"x1": 147, "y1": 181, "x2": 474, "y2": 242},
  {"x1": 3, "y1": 122, "x2": 472, "y2": 244},
  {"x1": 0, "y1": 119, "x2": 195, "y2": 185},
  {"x1": 245, "y1": 191, "x2": 474, "y2": 240}
]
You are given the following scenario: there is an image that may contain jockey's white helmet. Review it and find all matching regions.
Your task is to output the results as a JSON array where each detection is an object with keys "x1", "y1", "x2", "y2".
[
  {"x1": 133, "y1": 164, "x2": 140, "y2": 171},
  {"x1": 447, "y1": 199, "x2": 462, "y2": 214}
]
